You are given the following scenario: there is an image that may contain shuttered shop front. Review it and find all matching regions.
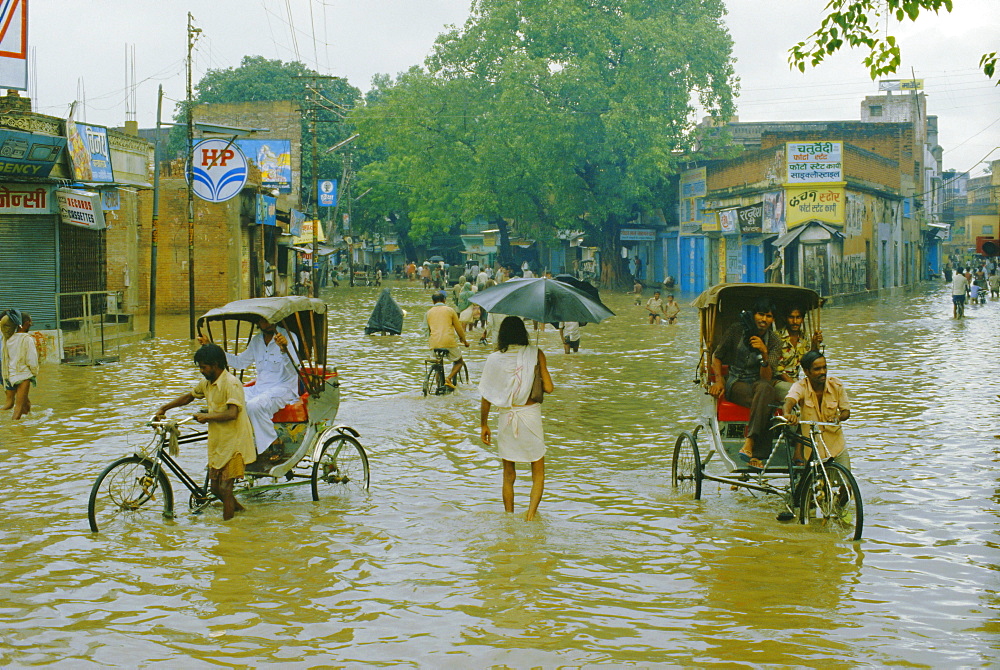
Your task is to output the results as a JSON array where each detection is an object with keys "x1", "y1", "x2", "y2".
[{"x1": 0, "y1": 214, "x2": 58, "y2": 329}]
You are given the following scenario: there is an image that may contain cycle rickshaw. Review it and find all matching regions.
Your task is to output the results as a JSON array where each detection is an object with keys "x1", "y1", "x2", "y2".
[
  {"x1": 87, "y1": 296, "x2": 369, "y2": 532},
  {"x1": 671, "y1": 283, "x2": 863, "y2": 541}
]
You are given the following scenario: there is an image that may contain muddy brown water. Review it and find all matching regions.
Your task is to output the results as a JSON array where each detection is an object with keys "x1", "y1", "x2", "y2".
[{"x1": 1, "y1": 281, "x2": 998, "y2": 666}]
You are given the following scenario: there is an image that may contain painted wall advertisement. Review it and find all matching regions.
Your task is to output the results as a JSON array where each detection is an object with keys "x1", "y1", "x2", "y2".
[
  {"x1": 237, "y1": 139, "x2": 292, "y2": 193},
  {"x1": 845, "y1": 192, "x2": 864, "y2": 237},
  {"x1": 786, "y1": 141, "x2": 842, "y2": 184},
  {"x1": 56, "y1": 188, "x2": 106, "y2": 230},
  {"x1": 785, "y1": 186, "x2": 845, "y2": 228}
]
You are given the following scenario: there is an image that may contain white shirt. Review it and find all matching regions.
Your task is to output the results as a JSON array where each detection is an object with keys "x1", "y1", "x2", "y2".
[
  {"x1": 3, "y1": 332, "x2": 38, "y2": 384},
  {"x1": 226, "y1": 327, "x2": 300, "y2": 394},
  {"x1": 560, "y1": 322, "x2": 581, "y2": 341},
  {"x1": 476, "y1": 271, "x2": 488, "y2": 285},
  {"x1": 952, "y1": 274, "x2": 969, "y2": 296}
]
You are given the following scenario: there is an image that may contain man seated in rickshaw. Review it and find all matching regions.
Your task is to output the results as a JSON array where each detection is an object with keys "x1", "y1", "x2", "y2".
[
  {"x1": 199, "y1": 316, "x2": 300, "y2": 462},
  {"x1": 773, "y1": 304, "x2": 823, "y2": 398},
  {"x1": 708, "y1": 298, "x2": 781, "y2": 469}
]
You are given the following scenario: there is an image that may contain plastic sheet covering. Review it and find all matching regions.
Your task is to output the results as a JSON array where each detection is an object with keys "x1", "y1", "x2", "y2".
[{"x1": 365, "y1": 288, "x2": 404, "y2": 336}]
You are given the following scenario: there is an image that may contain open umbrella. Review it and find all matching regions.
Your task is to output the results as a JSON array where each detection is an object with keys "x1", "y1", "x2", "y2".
[
  {"x1": 470, "y1": 277, "x2": 615, "y2": 324},
  {"x1": 553, "y1": 274, "x2": 600, "y2": 302},
  {"x1": 428, "y1": 255, "x2": 445, "y2": 262}
]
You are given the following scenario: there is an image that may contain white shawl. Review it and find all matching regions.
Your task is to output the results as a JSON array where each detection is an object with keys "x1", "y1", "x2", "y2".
[{"x1": 478, "y1": 344, "x2": 538, "y2": 408}]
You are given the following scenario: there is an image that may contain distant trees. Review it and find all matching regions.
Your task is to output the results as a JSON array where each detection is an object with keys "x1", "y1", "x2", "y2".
[
  {"x1": 790, "y1": 0, "x2": 997, "y2": 81},
  {"x1": 351, "y1": 0, "x2": 737, "y2": 285}
]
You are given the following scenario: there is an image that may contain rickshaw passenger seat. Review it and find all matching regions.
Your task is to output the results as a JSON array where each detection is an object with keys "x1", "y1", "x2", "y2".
[
  {"x1": 271, "y1": 394, "x2": 310, "y2": 423},
  {"x1": 711, "y1": 365, "x2": 751, "y2": 422}
]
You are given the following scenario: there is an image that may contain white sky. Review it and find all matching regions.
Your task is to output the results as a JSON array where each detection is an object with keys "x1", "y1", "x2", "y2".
[{"x1": 27, "y1": 0, "x2": 1000, "y2": 176}]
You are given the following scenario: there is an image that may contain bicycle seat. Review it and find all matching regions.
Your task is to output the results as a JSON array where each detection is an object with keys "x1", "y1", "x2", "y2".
[{"x1": 432, "y1": 348, "x2": 450, "y2": 358}]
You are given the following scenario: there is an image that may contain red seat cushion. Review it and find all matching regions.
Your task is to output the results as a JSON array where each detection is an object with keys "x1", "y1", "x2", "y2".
[
  {"x1": 717, "y1": 399, "x2": 750, "y2": 422},
  {"x1": 271, "y1": 395, "x2": 309, "y2": 423}
]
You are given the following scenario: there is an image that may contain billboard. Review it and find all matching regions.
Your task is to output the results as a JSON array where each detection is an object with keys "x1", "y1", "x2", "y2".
[
  {"x1": 0, "y1": 0, "x2": 26, "y2": 90},
  {"x1": 66, "y1": 120, "x2": 115, "y2": 183},
  {"x1": 236, "y1": 139, "x2": 292, "y2": 193},
  {"x1": 192, "y1": 139, "x2": 248, "y2": 202}
]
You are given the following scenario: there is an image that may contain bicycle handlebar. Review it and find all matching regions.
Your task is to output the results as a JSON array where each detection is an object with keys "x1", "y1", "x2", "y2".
[{"x1": 148, "y1": 415, "x2": 195, "y2": 428}]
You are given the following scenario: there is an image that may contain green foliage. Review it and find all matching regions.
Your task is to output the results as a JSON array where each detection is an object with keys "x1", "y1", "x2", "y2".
[
  {"x1": 351, "y1": 0, "x2": 737, "y2": 274},
  {"x1": 789, "y1": 0, "x2": 995, "y2": 82}
]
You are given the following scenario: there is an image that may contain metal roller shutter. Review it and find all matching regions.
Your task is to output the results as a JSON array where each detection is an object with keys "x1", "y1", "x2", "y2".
[{"x1": 0, "y1": 215, "x2": 58, "y2": 330}]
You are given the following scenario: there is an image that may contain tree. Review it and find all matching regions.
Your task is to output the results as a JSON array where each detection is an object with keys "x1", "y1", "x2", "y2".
[
  {"x1": 790, "y1": 0, "x2": 997, "y2": 81},
  {"x1": 352, "y1": 0, "x2": 737, "y2": 286},
  {"x1": 167, "y1": 56, "x2": 363, "y2": 209}
]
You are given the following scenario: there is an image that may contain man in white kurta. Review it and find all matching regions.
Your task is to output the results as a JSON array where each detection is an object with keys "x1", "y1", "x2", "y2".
[{"x1": 207, "y1": 317, "x2": 300, "y2": 456}]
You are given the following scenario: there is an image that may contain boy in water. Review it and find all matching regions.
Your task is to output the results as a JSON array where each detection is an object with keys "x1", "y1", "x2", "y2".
[
  {"x1": 154, "y1": 344, "x2": 257, "y2": 520},
  {"x1": 664, "y1": 295, "x2": 680, "y2": 325}
]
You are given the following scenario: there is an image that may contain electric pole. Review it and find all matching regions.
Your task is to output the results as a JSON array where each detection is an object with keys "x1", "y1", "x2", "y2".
[{"x1": 185, "y1": 12, "x2": 201, "y2": 339}]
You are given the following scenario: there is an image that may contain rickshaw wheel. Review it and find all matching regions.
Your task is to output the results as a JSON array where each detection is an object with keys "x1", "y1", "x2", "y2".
[
  {"x1": 311, "y1": 434, "x2": 370, "y2": 500},
  {"x1": 798, "y1": 461, "x2": 863, "y2": 541},
  {"x1": 672, "y1": 431, "x2": 703, "y2": 500},
  {"x1": 87, "y1": 456, "x2": 174, "y2": 533}
]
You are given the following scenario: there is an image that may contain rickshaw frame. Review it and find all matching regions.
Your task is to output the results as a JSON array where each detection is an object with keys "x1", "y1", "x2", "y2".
[
  {"x1": 671, "y1": 283, "x2": 863, "y2": 541},
  {"x1": 87, "y1": 297, "x2": 370, "y2": 532}
]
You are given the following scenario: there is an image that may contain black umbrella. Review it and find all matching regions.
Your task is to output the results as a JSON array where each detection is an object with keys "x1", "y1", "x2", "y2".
[
  {"x1": 553, "y1": 274, "x2": 600, "y2": 301},
  {"x1": 428, "y1": 255, "x2": 445, "y2": 262},
  {"x1": 470, "y1": 277, "x2": 615, "y2": 324}
]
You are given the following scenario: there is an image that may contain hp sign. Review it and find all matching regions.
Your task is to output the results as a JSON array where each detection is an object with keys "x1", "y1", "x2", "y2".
[{"x1": 191, "y1": 139, "x2": 248, "y2": 203}]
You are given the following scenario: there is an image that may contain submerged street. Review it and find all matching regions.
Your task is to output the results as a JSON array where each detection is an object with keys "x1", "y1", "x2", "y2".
[{"x1": 1, "y1": 282, "x2": 998, "y2": 666}]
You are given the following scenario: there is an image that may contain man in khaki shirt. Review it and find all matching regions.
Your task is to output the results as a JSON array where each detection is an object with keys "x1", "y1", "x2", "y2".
[
  {"x1": 782, "y1": 350, "x2": 852, "y2": 469},
  {"x1": 424, "y1": 291, "x2": 469, "y2": 388},
  {"x1": 155, "y1": 343, "x2": 256, "y2": 520}
]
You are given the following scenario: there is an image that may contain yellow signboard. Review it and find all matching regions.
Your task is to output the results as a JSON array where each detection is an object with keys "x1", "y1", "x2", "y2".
[{"x1": 785, "y1": 186, "x2": 845, "y2": 228}]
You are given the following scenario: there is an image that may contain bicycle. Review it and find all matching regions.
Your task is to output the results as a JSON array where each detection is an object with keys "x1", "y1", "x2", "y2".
[{"x1": 422, "y1": 348, "x2": 469, "y2": 396}]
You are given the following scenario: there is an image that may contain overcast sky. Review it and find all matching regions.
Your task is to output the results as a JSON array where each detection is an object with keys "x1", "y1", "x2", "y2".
[{"x1": 27, "y1": 0, "x2": 1000, "y2": 176}]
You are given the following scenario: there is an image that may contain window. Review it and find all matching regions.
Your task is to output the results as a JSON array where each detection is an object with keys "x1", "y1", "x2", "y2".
[
  {"x1": 983, "y1": 225, "x2": 994, "y2": 235},
  {"x1": 869, "y1": 105, "x2": 883, "y2": 117}
]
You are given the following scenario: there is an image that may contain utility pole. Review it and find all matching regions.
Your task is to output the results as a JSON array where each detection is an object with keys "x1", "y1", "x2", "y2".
[
  {"x1": 185, "y1": 12, "x2": 201, "y2": 339},
  {"x1": 149, "y1": 84, "x2": 163, "y2": 338}
]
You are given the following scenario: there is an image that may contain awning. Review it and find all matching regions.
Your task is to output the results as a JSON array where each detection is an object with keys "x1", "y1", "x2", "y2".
[
  {"x1": 290, "y1": 245, "x2": 312, "y2": 253},
  {"x1": 773, "y1": 220, "x2": 844, "y2": 248}
]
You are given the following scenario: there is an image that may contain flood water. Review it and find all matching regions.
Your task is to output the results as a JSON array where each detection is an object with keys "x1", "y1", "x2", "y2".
[{"x1": 1, "y1": 280, "x2": 998, "y2": 666}]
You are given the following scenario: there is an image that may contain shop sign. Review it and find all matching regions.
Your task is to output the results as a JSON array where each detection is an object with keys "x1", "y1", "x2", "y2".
[
  {"x1": 786, "y1": 186, "x2": 845, "y2": 228},
  {"x1": 0, "y1": 130, "x2": 64, "y2": 178},
  {"x1": 67, "y1": 122, "x2": 114, "y2": 182},
  {"x1": 101, "y1": 188, "x2": 120, "y2": 211},
  {"x1": 289, "y1": 208, "x2": 304, "y2": 236},
  {"x1": 317, "y1": 178, "x2": 337, "y2": 207},
  {"x1": 620, "y1": 228, "x2": 656, "y2": 241},
  {"x1": 56, "y1": 188, "x2": 106, "y2": 230},
  {"x1": 718, "y1": 209, "x2": 738, "y2": 235},
  {"x1": 737, "y1": 202, "x2": 763, "y2": 234},
  {"x1": 0, "y1": 184, "x2": 51, "y2": 214},
  {"x1": 192, "y1": 138, "x2": 248, "y2": 202},
  {"x1": 786, "y1": 141, "x2": 842, "y2": 183},
  {"x1": 255, "y1": 194, "x2": 276, "y2": 226},
  {"x1": 236, "y1": 139, "x2": 292, "y2": 193}
]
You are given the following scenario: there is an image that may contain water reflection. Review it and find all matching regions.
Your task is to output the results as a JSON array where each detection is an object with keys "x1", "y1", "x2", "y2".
[{"x1": 0, "y1": 281, "x2": 998, "y2": 665}]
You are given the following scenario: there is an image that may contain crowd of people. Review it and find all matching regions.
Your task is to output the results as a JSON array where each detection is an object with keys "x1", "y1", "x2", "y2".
[{"x1": 945, "y1": 259, "x2": 999, "y2": 318}]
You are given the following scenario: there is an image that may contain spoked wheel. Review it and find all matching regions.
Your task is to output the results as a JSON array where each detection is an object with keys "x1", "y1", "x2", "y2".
[
  {"x1": 672, "y1": 431, "x2": 703, "y2": 500},
  {"x1": 87, "y1": 456, "x2": 174, "y2": 533},
  {"x1": 798, "y1": 461, "x2": 863, "y2": 541},
  {"x1": 189, "y1": 470, "x2": 215, "y2": 514},
  {"x1": 311, "y1": 435, "x2": 370, "y2": 500}
]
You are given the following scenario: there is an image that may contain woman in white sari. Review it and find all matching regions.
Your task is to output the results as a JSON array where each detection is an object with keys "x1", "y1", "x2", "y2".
[{"x1": 478, "y1": 316, "x2": 554, "y2": 520}]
